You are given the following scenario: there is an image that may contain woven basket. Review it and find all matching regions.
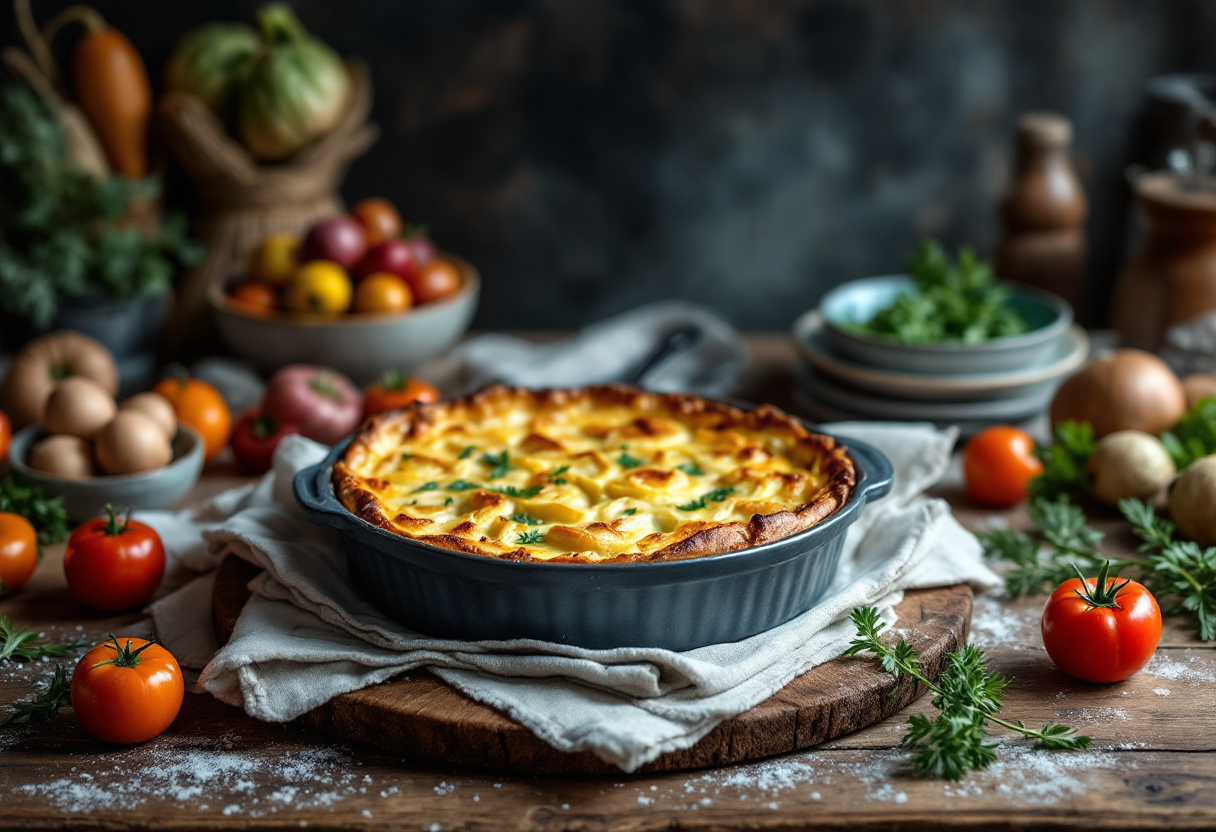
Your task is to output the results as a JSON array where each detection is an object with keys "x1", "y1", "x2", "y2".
[{"x1": 157, "y1": 62, "x2": 378, "y2": 351}]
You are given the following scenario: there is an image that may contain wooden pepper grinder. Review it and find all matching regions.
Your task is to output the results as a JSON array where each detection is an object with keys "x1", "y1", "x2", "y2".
[{"x1": 995, "y1": 113, "x2": 1089, "y2": 320}]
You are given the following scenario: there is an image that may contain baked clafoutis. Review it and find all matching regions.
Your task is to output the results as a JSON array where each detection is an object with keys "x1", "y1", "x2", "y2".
[{"x1": 333, "y1": 385, "x2": 856, "y2": 563}]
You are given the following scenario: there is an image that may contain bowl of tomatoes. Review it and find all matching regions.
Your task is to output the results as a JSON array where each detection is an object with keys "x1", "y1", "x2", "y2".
[{"x1": 209, "y1": 199, "x2": 479, "y2": 385}]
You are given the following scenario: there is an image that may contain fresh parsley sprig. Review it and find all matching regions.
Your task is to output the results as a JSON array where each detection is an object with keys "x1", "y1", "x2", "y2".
[
  {"x1": 1161, "y1": 396, "x2": 1216, "y2": 469},
  {"x1": 846, "y1": 607, "x2": 1090, "y2": 780},
  {"x1": 617, "y1": 451, "x2": 644, "y2": 469},
  {"x1": 0, "y1": 618, "x2": 89, "y2": 663},
  {"x1": 1028, "y1": 421, "x2": 1097, "y2": 501},
  {"x1": 0, "y1": 477, "x2": 69, "y2": 547},
  {"x1": 5, "y1": 664, "x2": 72, "y2": 726},
  {"x1": 978, "y1": 495, "x2": 1216, "y2": 641},
  {"x1": 676, "y1": 487, "x2": 734, "y2": 511},
  {"x1": 481, "y1": 451, "x2": 510, "y2": 479},
  {"x1": 516, "y1": 530, "x2": 545, "y2": 545},
  {"x1": 493, "y1": 485, "x2": 544, "y2": 499}
]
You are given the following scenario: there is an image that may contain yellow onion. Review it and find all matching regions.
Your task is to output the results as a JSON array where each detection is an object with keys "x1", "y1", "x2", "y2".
[{"x1": 237, "y1": 4, "x2": 351, "y2": 161}]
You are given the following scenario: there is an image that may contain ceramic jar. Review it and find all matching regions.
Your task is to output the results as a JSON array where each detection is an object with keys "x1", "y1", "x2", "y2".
[
  {"x1": 1112, "y1": 172, "x2": 1216, "y2": 350},
  {"x1": 995, "y1": 113, "x2": 1088, "y2": 320}
]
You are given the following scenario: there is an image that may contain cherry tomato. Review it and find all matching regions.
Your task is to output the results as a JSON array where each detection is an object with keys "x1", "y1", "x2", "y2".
[
  {"x1": 0, "y1": 409, "x2": 10, "y2": 464},
  {"x1": 284, "y1": 260, "x2": 352, "y2": 315},
  {"x1": 409, "y1": 258, "x2": 462, "y2": 304},
  {"x1": 153, "y1": 373, "x2": 232, "y2": 463},
  {"x1": 354, "y1": 273, "x2": 413, "y2": 314},
  {"x1": 229, "y1": 281, "x2": 278, "y2": 316},
  {"x1": 1041, "y1": 561, "x2": 1161, "y2": 683},
  {"x1": 350, "y1": 198, "x2": 403, "y2": 247},
  {"x1": 362, "y1": 371, "x2": 440, "y2": 418},
  {"x1": 72, "y1": 635, "x2": 184, "y2": 744},
  {"x1": 0, "y1": 512, "x2": 38, "y2": 596},
  {"x1": 247, "y1": 233, "x2": 300, "y2": 286},
  {"x1": 64, "y1": 506, "x2": 166, "y2": 613},
  {"x1": 230, "y1": 409, "x2": 301, "y2": 475},
  {"x1": 962, "y1": 426, "x2": 1043, "y2": 508}
]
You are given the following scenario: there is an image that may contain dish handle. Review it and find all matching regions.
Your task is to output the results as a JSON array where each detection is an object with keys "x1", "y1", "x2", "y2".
[
  {"x1": 838, "y1": 436, "x2": 894, "y2": 505},
  {"x1": 293, "y1": 461, "x2": 351, "y2": 530}
]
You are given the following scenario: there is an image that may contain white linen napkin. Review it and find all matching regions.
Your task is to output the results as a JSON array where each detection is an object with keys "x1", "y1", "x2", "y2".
[
  {"x1": 418, "y1": 300, "x2": 747, "y2": 396},
  {"x1": 147, "y1": 424, "x2": 998, "y2": 773}
]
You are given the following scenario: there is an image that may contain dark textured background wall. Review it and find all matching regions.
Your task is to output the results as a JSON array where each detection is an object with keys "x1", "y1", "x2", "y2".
[{"x1": 6, "y1": 1, "x2": 1216, "y2": 329}]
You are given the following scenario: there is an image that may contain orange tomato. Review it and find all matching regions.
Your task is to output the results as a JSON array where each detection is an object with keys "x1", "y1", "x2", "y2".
[
  {"x1": 410, "y1": 258, "x2": 462, "y2": 304},
  {"x1": 0, "y1": 512, "x2": 38, "y2": 596},
  {"x1": 962, "y1": 426, "x2": 1043, "y2": 508},
  {"x1": 153, "y1": 374, "x2": 232, "y2": 463},
  {"x1": 362, "y1": 371, "x2": 440, "y2": 417},
  {"x1": 350, "y1": 198, "x2": 403, "y2": 247},
  {"x1": 71, "y1": 636, "x2": 184, "y2": 744},
  {"x1": 353, "y1": 273, "x2": 413, "y2": 314},
  {"x1": 229, "y1": 281, "x2": 278, "y2": 316},
  {"x1": 0, "y1": 409, "x2": 10, "y2": 464},
  {"x1": 284, "y1": 260, "x2": 352, "y2": 315},
  {"x1": 248, "y1": 233, "x2": 301, "y2": 286}
]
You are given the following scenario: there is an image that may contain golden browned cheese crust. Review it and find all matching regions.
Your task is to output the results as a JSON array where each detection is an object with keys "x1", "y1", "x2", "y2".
[{"x1": 333, "y1": 385, "x2": 855, "y2": 563}]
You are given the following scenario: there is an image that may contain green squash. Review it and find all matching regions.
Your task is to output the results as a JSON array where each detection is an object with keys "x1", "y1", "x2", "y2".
[
  {"x1": 237, "y1": 4, "x2": 352, "y2": 162},
  {"x1": 164, "y1": 23, "x2": 261, "y2": 116}
]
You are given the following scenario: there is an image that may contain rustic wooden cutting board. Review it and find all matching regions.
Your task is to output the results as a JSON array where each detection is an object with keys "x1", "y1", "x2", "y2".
[{"x1": 212, "y1": 555, "x2": 972, "y2": 774}]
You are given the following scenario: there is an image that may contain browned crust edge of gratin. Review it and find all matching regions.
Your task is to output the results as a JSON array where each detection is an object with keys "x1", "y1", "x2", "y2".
[{"x1": 332, "y1": 384, "x2": 856, "y2": 564}]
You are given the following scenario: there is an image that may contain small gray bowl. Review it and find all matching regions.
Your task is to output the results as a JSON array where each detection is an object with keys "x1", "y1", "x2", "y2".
[
  {"x1": 818, "y1": 275, "x2": 1073, "y2": 375},
  {"x1": 210, "y1": 254, "x2": 480, "y2": 385},
  {"x1": 10, "y1": 426, "x2": 205, "y2": 522}
]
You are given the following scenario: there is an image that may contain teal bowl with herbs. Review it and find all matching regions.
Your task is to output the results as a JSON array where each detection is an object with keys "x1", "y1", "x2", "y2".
[{"x1": 819, "y1": 275, "x2": 1072, "y2": 375}]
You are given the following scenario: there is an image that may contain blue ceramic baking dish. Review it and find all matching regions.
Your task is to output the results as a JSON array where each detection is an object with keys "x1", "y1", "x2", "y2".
[{"x1": 294, "y1": 430, "x2": 892, "y2": 651}]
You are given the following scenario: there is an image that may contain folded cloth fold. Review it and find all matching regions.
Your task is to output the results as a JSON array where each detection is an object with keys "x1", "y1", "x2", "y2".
[
  {"x1": 418, "y1": 300, "x2": 746, "y2": 396},
  {"x1": 147, "y1": 423, "x2": 998, "y2": 773}
]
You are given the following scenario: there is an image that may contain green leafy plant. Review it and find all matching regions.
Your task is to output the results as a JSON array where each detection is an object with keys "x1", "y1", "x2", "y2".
[
  {"x1": 1028, "y1": 420, "x2": 1097, "y2": 501},
  {"x1": 846, "y1": 607, "x2": 1090, "y2": 780},
  {"x1": 0, "y1": 477, "x2": 69, "y2": 547},
  {"x1": 851, "y1": 240, "x2": 1030, "y2": 344},
  {"x1": 0, "y1": 84, "x2": 203, "y2": 327},
  {"x1": 978, "y1": 495, "x2": 1216, "y2": 641},
  {"x1": 1161, "y1": 395, "x2": 1216, "y2": 469}
]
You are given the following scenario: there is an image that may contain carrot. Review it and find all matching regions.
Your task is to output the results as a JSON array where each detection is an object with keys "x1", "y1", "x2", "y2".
[{"x1": 70, "y1": 12, "x2": 151, "y2": 178}]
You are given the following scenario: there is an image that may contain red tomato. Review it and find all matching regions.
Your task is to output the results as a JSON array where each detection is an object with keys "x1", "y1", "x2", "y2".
[
  {"x1": 229, "y1": 281, "x2": 278, "y2": 316},
  {"x1": 409, "y1": 258, "x2": 463, "y2": 304},
  {"x1": 962, "y1": 426, "x2": 1043, "y2": 508},
  {"x1": 230, "y1": 409, "x2": 301, "y2": 475},
  {"x1": 1041, "y1": 561, "x2": 1162, "y2": 683},
  {"x1": 0, "y1": 409, "x2": 10, "y2": 464},
  {"x1": 362, "y1": 371, "x2": 440, "y2": 418},
  {"x1": 350, "y1": 198, "x2": 403, "y2": 247},
  {"x1": 71, "y1": 635, "x2": 184, "y2": 744},
  {"x1": 0, "y1": 512, "x2": 38, "y2": 596},
  {"x1": 64, "y1": 507, "x2": 165, "y2": 613}
]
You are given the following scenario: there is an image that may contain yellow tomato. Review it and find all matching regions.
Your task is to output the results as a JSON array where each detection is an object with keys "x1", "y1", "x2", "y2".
[
  {"x1": 285, "y1": 261, "x2": 353, "y2": 314},
  {"x1": 249, "y1": 234, "x2": 301, "y2": 286},
  {"x1": 354, "y1": 273, "x2": 413, "y2": 315}
]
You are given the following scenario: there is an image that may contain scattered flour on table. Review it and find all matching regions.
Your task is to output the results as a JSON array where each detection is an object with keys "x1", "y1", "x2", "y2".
[
  {"x1": 1143, "y1": 652, "x2": 1216, "y2": 685},
  {"x1": 617, "y1": 744, "x2": 1124, "y2": 812},
  {"x1": 9, "y1": 741, "x2": 361, "y2": 817},
  {"x1": 968, "y1": 594, "x2": 1042, "y2": 654}
]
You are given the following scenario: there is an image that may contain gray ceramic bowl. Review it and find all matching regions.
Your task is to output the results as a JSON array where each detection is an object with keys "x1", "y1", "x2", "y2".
[
  {"x1": 210, "y1": 255, "x2": 480, "y2": 385},
  {"x1": 818, "y1": 275, "x2": 1073, "y2": 375},
  {"x1": 295, "y1": 430, "x2": 893, "y2": 651},
  {"x1": 10, "y1": 426, "x2": 204, "y2": 522}
]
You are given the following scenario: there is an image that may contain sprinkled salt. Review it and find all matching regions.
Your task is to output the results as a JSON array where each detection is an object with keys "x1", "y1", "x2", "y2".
[{"x1": 1153, "y1": 688, "x2": 1171, "y2": 696}]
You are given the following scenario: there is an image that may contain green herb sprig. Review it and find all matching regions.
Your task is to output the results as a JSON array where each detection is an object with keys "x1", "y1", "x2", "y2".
[
  {"x1": 5, "y1": 664, "x2": 72, "y2": 726},
  {"x1": 0, "y1": 477, "x2": 69, "y2": 547},
  {"x1": 846, "y1": 607, "x2": 1090, "y2": 780},
  {"x1": 617, "y1": 451, "x2": 644, "y2": 469},
  {"x1": 676, "y1": 463, "x2": 705, "y2": 476},
  {"x1": 676, "y1": 487, "x2": 734, "y2": 511},
  {"x1": 0, "y1": 618, "x2": 89, "y2": 663},
  {"x1": 481, "y1": 451, "x2": 510, "y2": 479},
  {"x1": 1161, "y1": 396, "x2": 1216, "y2": 469},
  {"x1": 851, "y1": 240, "x2": 1029, "y2": 345},
  {"x1": 978, "y1": 496, "x2": 1216, "y2": 641},
  {"x1": 508, "y1": 513, "x2": 544, "y2": 526},
  {"x1": 516, "y1": 530, "x2": 545, "y2": 545},
  {"x1": 493, "y1": 485, "x2": 544, "y2": 499},
  {"x1": 1028, "y1": 421, "x2": 1097, "y2": 501}
]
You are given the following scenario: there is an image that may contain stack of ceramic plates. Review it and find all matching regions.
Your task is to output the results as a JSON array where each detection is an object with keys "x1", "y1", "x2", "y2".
[{"x1": 789, "y1": 276, "x2": 1089, "y2": 434}]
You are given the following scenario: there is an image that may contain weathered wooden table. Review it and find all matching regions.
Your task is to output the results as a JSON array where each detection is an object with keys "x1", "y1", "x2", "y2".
[{"x1": 2, "y1": 334, "x2": 1213, "y2": 831}]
